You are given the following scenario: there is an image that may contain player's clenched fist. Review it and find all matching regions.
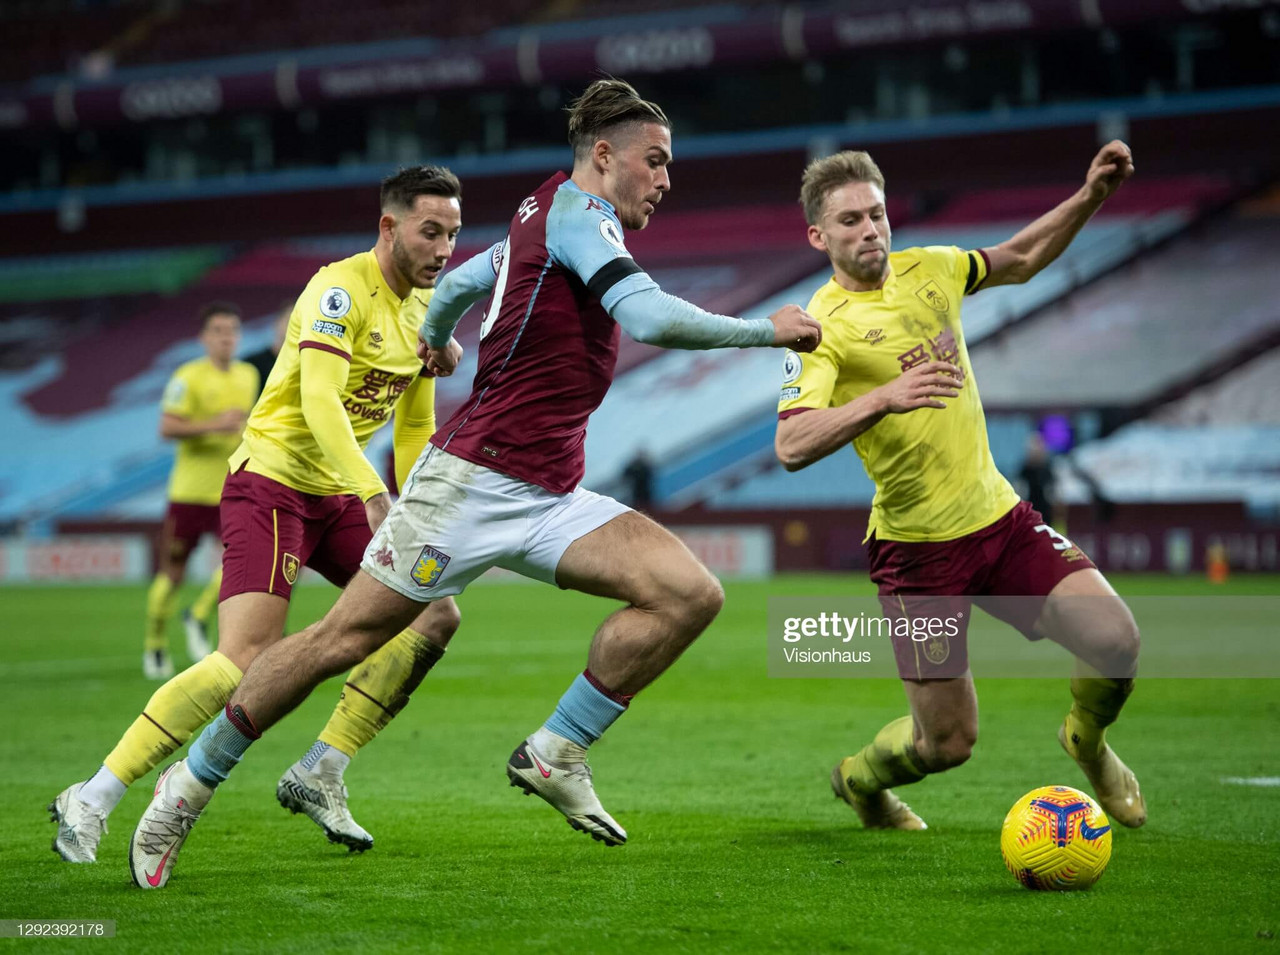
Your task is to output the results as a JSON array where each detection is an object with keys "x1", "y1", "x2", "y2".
[
  {"x1": 1085, "y1": 140, "x2": 1134, "y2": 202},
  {"x1": 877, "y1": 361, "x2": 964, "y2": 413},
  {"x1": 364, "y1": 491, "x2": 392, "y2": 534},
  {"x1": 768, "y1": 304, "x2": 822, "y2": 352},
  {"x1": 417, "y1": 334, "x2": 463, "y2": 377}
]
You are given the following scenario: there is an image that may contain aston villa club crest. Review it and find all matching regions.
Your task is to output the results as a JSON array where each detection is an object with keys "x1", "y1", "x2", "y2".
[
  {"x1": 410, "y1": 546, "x2": 450, "y2": 589},
  {"x1": 282, "y1": 553, "x2": 300, "y2": 585}
]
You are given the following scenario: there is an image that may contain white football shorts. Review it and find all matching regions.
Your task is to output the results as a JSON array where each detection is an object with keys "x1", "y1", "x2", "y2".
[{"x1": 361, "y1": 446, "x2": 631, "y2": 601}]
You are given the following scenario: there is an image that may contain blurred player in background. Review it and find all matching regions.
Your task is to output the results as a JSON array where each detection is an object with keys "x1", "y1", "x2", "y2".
[
  {"x1": 126, "y1": 78, "x2": 822, "y2": 887},
  {"x1": 776, "y1": 145, "x2": 1146, "y2": 832},
  {"x1": 243, "y1": 302, "x2": 292, "y2": 398},
  {"x1": 49, "y1": 166, "x2": 463, "y2": 866},
  {"x1": 145, "y1": 303, "x2": 258, "y2": 679}
]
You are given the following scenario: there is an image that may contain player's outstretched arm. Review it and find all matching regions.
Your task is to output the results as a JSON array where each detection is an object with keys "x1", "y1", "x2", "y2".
[
  {"x1": 419, "y1": 242, "x2": 502, "y2": 348},
  {"x1": 611, "y1": 288, "x2": 822, "y2": 352},
  {"x1": 981, "y1": 140, "x2": 1135, "y2": 288},
  {"x1": 775, "y1": 361, "x2": 963, "y2": 471}
]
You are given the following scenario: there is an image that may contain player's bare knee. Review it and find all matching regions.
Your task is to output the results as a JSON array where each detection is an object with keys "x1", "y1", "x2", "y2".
[
  {"x1": 689, "y1": 572, "x2": 724, "y2": 625},
  {"x1": 665, "y1": 569, "x2": 723, "y2": 634},
  {"x1": 1101, "y1": 613, "x2": 1140, "y2": 677},
  {"x1": 918, "y1": 727, "x2": 977, "y2": 772}
]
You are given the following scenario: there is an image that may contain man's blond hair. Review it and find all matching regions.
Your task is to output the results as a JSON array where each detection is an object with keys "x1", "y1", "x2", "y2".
[{"x1": 799, "y1": 150, "x2": 886, "y2": 226}]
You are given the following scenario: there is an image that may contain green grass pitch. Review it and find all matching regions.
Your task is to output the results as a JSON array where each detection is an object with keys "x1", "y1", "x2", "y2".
[{"x1": 1, "y1": 574, "x2": 1277, "y2": 953}]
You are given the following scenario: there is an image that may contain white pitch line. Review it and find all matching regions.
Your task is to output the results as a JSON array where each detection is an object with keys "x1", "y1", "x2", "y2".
[{"x1": 1220, "y1": 777, "x2": 1280, "y2": 787}]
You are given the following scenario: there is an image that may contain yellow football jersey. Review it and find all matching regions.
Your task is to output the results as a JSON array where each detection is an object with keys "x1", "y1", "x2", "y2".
[
  {"x1": 162, "y1": 358, "x2": 260, "y2": 506},
  {"x1": 231, "y1": 249, "x2": 435, "y2": 498},
  {"x1": 778, "y1": 245, "x2": 1019, "y2": 542}
]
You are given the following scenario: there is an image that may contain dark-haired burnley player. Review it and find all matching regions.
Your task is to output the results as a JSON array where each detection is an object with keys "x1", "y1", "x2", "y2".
[
  {"x1": 50, "y1": 166, "x2": 463, "y2": 866},
  {"x1": 777, "y1": 145, "x2": 1145, "y2": 831},
  {"x1": 144, "y1": 303, "x2": 258, "y2": 680},
  {"x1": 127, "y1": 78, "x2": 823, "y2": 886}
]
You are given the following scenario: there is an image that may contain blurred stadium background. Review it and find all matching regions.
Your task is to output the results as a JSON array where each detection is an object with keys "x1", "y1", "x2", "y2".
[{"x1": 1, "y1": 0, "x2": 1278, "y2": 588}]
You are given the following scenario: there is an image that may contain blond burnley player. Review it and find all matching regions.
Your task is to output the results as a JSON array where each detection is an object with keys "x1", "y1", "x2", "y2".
[
  {"x1": 49, "y1": 166, "x2": 464, "y2": 864},
  {"x1": 778, "y1": 145, "x2": 1146, "y2": 831},
  {"x1": 145, "y1": 303, "x2": 258, "y2": 680}
]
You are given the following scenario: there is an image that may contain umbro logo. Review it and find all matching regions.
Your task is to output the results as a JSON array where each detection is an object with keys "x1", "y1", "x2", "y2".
[
  {"x1": 369, "y1": 331, "x2": 383, "y2": 348},
  {"x1": 864, "y1": 329, "x2": 886, "y2": 345}
]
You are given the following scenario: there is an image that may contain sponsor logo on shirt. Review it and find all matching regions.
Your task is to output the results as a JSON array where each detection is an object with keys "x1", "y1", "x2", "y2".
[
  {"x1": 781, "y1": 350, "x2": 803, "y2": 384},
  {"x1": 780, "y1": 386, "x2": 801, "y2": 401},
  {"x1": 864, "y1": 328, "x2": 886, "y2": 345},
  {"x1": 369, "y1": 330, "x2": 383, "y2": 348},
  {"x1": 312, "y1": 320, "x2": 346, "y2": 338},
  {"x1": 320, "y1": 286, "x2": 353, "y2": 319}
]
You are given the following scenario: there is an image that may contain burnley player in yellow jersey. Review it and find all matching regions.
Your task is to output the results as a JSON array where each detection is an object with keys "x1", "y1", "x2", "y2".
[
  {"x1": 50, "y1": 166, "x2": 465, "y2": 865},
  {"x1": 146, "y1": 303, "x2": 259, "y2": 680},
  {"x1": 777, "y1": 146, "x2": 1146, "y2": 832}
]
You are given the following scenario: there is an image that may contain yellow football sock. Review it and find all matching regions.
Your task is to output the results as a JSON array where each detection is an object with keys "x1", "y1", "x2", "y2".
[
  {"x1": 319, "y1": 628, "x2": 445, "y2": 757},
  {"x1": 847, "y1": 715, "x2": 929, "y2": 795},
  {"x1": 189, "y1": 566, "x2": 222, "y2": 624},
  {"x1": 1064, "y1": 676, "x2": 1134, "y2": 760},
  {"x1": 144, "y1": 572, "x2": 176, "y2": 653},
  {"x1": 103, "y1": 651, "x2": 242, "y2": 785}
]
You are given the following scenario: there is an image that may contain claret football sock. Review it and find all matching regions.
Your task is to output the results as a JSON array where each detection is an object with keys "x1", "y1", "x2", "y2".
[
  {"x1": 316, "y1": 627, "x2": 444, "y2": 758},
  {"x1": 187, "y1": 704, "x2": 260, "y2": 788},
  {"x1": 1063, "y1": 676, "x2": 1134, "y2": 761},
  {"x1": 542, "y1": 669, "x2": 629, "y2": 749},
  {"x1": 103, "y1": 651, "x2": 243, "y2": 787},
  {"x1": 144, "y1": 573, "x2": 177, "y2": 653},
  {"x1": 188, "y1": 567, "x2": 222, "y2": 625},
  {"x1": 847, "y1": 716, "x2": 929, "y2": 794}
]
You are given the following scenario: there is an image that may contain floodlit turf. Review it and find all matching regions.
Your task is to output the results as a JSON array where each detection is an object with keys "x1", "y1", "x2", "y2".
[{"x1": 2, "y1": 574, "x2": 1277, "y2": 953}]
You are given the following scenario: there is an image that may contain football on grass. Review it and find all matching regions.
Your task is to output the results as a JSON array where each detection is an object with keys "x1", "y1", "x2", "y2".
[{"x1": 1000, "y1": 785, "x2": 1112, "y2": 890}]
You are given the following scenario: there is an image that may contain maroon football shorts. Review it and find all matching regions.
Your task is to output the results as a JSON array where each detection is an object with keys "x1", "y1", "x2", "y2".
[
  {"x1": 162, "y1": 501, "x2": 222, "y2": 561},
  {"x1": 867, "y1": 500, "x2": 1097, "y2": 680},
  {"x1": 219, "y1": 464, "x2": 371, "y2": 601}
]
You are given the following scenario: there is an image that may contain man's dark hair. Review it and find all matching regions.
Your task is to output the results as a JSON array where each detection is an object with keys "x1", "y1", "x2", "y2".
[
  {"x1": 199, "y1": 301, "x2": 241, "y2": 329},
  {"x1": 380, "y1": 165, "x2": 462, "y2": 213},
  {"x1": 567, "y1": 78, "x2": 670, "y2": 161}
]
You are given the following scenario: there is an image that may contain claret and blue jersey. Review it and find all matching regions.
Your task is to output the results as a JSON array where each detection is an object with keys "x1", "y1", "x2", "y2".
[{"x1": 431, "y1": 172, "x2": 659, "y2": 494}]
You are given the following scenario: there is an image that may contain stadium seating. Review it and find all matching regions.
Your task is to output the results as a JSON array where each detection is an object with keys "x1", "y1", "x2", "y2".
[
  {"x1": 972, "y1": 209, "x2": 1280, "y2": 409},
  {"x1": 1060, "y1": 423, "x2": 1280, "y2": 507},
  {"x1": 1152, "y1": 347, "x2": 1280, "y2": 426}
]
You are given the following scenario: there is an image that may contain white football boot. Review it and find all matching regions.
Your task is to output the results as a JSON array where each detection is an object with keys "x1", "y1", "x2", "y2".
[
  {"x1": 143, "y1": 649, "x2": 174, "y2": 680},
  {"x1": 506, "y1": 731, "x2": 626, "y2": 846},
  {"x1": 277, "y1": 763, "x2": 373, "y2": 852},
  {"x1": 128, "y1": 760, "x2": 212, "y2": 889},
  {"x1": 48, "y1": 782, "x2": 109, "y2": 862},
  {"x1": 182, "y1": 610, "x2": 212, "y2": 662}
]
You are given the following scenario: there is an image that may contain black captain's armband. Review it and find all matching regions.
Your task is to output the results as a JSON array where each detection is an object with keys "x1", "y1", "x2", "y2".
[{"x1": 587, "y1": 257, "x2": 645, "y2": 301}]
